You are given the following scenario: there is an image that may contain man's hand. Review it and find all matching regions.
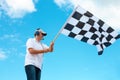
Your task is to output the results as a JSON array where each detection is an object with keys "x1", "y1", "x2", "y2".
[
  {"x1": 49, "y1": 42, "x2": 54, "y2": 52},
  {"x1": 50, "y1": 42, "x2": 54, "y2": 47},
  {"x1": 43, "y1": 42, "x2": 54, "y2": 53}
]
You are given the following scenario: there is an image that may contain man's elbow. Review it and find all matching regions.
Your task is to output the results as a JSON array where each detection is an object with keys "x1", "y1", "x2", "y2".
[{"x1": 28, "y1": 48, "x2": 36, "y2": 54}]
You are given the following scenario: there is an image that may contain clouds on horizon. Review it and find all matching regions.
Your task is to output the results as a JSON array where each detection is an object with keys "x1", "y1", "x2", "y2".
[
  {"x1": 0, "y1": 0, "x2": 37, "y2": 18},
  {"x1": 0, "y1": 34, "x2": 25, "y2": 60},
  {"x1": 0, "y1": 47, "x2": 25, "y2": 61},
  {"x1": 0, "y1": 0, "x2": 120, "y2": 31},
  {"x1": 0, "y1": 34, "x2": 22, "y2": 43},
  {"x1": 54, "y1": 0, "x2": 120, "y2": 31}
]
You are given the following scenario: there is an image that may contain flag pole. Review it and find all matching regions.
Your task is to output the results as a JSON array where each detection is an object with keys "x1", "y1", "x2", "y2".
[{"x1": 52, "y1": 6, "x2": 78, "y2": 42}]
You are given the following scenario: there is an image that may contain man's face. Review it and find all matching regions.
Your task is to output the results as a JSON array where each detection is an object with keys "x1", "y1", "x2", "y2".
[{"x1": 37, "y1": 32, "x2": 44, "y2": 40}]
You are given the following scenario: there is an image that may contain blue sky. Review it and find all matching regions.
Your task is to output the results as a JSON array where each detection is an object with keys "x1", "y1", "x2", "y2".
[{"x1": 0, "y1": 0, "x2": 120, "y2": 80}]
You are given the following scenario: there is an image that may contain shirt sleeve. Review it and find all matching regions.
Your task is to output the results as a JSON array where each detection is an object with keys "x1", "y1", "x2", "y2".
[{"x1": 26, "y1": 38, "x2": 34, "y2": 49}]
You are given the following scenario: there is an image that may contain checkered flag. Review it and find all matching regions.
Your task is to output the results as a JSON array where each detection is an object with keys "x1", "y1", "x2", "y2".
[{"x1": 61, "y1": 6, "x2": 120, "y2": 55}]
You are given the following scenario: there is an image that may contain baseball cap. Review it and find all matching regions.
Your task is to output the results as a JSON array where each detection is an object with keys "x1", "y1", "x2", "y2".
[{"x1": 35, "y1": 28, "x2": 47, "y2": 36}]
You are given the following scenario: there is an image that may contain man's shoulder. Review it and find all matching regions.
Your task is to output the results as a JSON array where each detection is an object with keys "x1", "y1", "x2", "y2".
[
  {"x1": 27, "y1": 38, "x2": 34, "y2": 41},
  {"x1": 27, "y1": 38, "x2": 34, "y2": 43}
]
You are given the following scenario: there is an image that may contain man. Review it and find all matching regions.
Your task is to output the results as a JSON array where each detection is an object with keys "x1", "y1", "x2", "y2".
[{"x1": 25, "y1": 28, "x2": 54, "y2": 80}]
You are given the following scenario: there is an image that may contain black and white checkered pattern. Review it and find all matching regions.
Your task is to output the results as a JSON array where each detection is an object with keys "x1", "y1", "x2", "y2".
[{"x1": 61, "y1": 6, "x2": 120, "y2": 55}]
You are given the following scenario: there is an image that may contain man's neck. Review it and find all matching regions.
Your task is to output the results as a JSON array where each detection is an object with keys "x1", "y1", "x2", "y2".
[{"x1": 35, "y1": 37, "x2": 41, "y2": 42}]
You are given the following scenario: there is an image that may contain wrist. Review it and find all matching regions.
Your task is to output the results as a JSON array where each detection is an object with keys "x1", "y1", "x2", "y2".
[
  {"x1": 44, "y1": 49, "x2": 49, "y2": 53},
  {"x1": 47, "y1": 48, "x2": 50, "y2": 52}
]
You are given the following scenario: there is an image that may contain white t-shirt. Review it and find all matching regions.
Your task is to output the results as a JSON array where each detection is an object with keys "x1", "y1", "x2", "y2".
[{"x1": 25, "y1": 38, "x2": 48, "y2": 69}]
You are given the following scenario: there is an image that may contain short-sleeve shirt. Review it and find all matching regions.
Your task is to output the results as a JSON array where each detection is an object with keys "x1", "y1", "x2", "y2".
[{"x1": 25, "y1": 38, "x2": 48, "y2": 69}]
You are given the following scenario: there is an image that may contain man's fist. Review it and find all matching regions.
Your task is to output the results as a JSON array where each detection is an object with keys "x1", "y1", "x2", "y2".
[
  {"x1": 49, "y1": 42, "x2": 54, "y2": 52},
  {"x1": 50, "y1": 42, "x2": 54, "y2": 47}
]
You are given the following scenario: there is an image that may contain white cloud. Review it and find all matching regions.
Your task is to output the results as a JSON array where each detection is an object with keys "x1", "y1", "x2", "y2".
[
  {"x1": 0, "y1": 49, "x2": 7, "y2": 60},
  {"x1": 54, "y1": 0, "x2": 67, "y2": 8},
  {"x1": 0, "y1": 34, "x2": 22, "y2": 43},
  {"x1": 2, "y1": 47, "x2": 25, "y2": 58},
  {"x1": 19, "y1": 52, "x2": 25, "y2": 57},
  {"x1": 0, "y1": 34, "x2": 17, "y2": 40},
  {"x1": 54, "y1": 0, "x2": 120, "y2": 31},
  {"x1": 0, "y1": 0, "x2": 36, "y2": 18}
]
